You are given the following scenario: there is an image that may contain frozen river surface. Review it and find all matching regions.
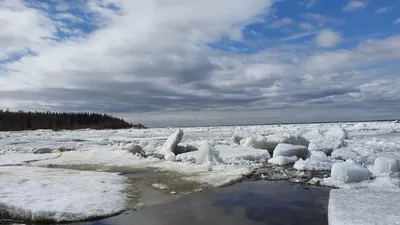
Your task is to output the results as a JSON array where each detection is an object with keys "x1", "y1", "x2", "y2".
[{"x1": 1, "y1": 121, "x2": 400, "y2": 224}]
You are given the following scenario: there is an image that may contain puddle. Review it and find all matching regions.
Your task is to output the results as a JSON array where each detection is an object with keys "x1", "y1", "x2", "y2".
[{"x1": 84, "y1": 181, "x2": 330, "y2": 225}]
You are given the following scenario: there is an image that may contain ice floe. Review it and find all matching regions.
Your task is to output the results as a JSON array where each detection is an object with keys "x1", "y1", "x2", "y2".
[
  {"x1": 372, "y1": 157, "x2": 400, "y2": 177},
  {"x1": 272, "y1": 143, "x2": 309, "y2": 159},
  {"x1": 0, "y1": 166, "x2": 128, "y2": 222},
  {"x1": 329, "y1": 189, "x2": 400, "y2": 225}
]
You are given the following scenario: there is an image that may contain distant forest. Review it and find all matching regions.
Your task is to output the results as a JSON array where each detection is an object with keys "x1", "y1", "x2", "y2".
[{"x1": 0, "y1": 110, "x2": 146, "y2": 131}]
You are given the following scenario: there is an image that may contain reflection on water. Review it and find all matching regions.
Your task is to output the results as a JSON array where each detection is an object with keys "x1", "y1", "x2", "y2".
[{"x1": 86, "y1": 181, "x2": 329, "y2": 225}]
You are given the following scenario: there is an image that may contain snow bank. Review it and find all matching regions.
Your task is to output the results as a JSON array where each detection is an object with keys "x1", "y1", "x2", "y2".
[
  {"x1": 302, "y1": 129, "x2": 324, "y2": 141},
  {"x1": 268, "y1": 156, "x2": 298, "y2": 166},
  {"x1": 325, "y1": 126, "x2": 349, "y2": 140},
  {"x1": 272, "y1": 143, "x2": 309, "y2": 159},
  {"x1": 0, "y1": 167, "x2": 128, "y2": 222},
  {"x1": 373, "y1": 157, "x2": 400, "y2": 176},
  {"x1": 329, "y1": 189, "x2": 400, "y2": 225},
  {"x1": 330, "y1": 163, "x2": 370, "y2": 183}
]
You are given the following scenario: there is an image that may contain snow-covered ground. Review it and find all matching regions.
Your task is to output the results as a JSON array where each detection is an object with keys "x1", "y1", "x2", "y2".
[{"x1": 1, "y1": 121, "x2": 400, "y2": 223}]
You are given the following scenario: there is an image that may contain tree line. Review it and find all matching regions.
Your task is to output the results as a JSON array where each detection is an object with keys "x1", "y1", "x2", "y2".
[{"x1": 0, "y1": 110, "x2": 146, "y2": 131}]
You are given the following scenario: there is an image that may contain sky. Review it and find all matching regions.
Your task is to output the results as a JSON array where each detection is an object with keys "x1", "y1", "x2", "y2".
[{"x1": 0, "y1": 0, "x2": 400, "y2": 127}]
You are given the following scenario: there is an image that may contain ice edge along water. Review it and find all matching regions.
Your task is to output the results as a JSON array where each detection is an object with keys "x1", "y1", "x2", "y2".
[{"x1": 0, "y1": 121, "x2": 400, "y2": 223}]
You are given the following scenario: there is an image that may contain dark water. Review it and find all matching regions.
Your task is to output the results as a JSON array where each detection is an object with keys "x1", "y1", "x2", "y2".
[{"x1": 85, "y1": 181, "x2": 330, "y2": 225}]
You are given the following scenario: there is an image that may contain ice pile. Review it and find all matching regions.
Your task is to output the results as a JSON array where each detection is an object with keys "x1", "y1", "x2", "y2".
[
  {"x1": 293, "y1": 151, "x2": 332, "y2": 171},
  {"x1": 260, "y1": 125, "x2": 349, "y2": 169},
  {"x1": 176, "y1": 144, "x2": 270, "y2": 166},
  {"x1": 306, "y1": 126, "x2": 348, "y2": 155},
  {"x1": 232, "y1": 130, "x2": 309, "y2": 154}
]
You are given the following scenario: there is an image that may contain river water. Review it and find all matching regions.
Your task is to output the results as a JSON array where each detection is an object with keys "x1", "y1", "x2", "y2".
[{"x1": 86, "y1": 181, "x2": 330, "y2": 225}]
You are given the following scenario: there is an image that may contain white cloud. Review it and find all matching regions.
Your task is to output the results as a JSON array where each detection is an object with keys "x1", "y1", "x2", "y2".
[
  {"x1": 394, "y1": 18, "x2": 400, "y2": 24},
  {"x1": 51, "y1": 13, "x2": 86, "y2": 23},
  {"x1": 0, "y1": 0, "x2": 57, "y2": 58},
  {"x1": 299, "y1": 0, "x2": 316, "y2": 9},
  {"x1": 281, "y1": 31, "x2": 317, "y2": 41},
  {"x1": 375, "y1": 6, "x2": 395, "y2": 14},
  {"x1": 299, "y1": 22, "x2": 314, "y2": 30},
  {"x1": 343, "y1": 0, "x2": 367, "y2": 12},
  {"x1": 268, "y1": 17, "x2": 294, "y2": 28},
  {"x1": 301, "y1": 13, "x2": 343, "y2": 27},
  {"x1": 314, "y1": 29, "x2": 343, "y2": 48},
  {"x1": 54, "y1": 1, "x2": 72, "y2": 11},
  {"x1": 306, "y1": 0, "x2": 316, "y2": 8},
  {"x1": 306, "y1": 35, "x2": 400, "y2": 73},
  {"x1": 0, "y1": 0, "x2": 274, "y2": 91},
  {"x1": 226, "y1": 27, "x2": 243, "y2": 40},
  {"x1": 1, "y1": 0, "x2": 400, "y2": 126}
]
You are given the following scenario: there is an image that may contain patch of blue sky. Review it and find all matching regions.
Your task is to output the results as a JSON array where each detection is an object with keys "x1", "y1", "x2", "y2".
[
  {"x1": 0, "y1": 50, "x2": 36, "y2": 65},
  {"x1": 209, "y1": 0, "x2": 400, "y2": 54}
]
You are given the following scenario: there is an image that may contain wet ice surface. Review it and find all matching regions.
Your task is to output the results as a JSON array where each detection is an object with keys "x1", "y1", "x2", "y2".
[
  {"x1": 84, "y1": 181, "x2": 330, "y2": 225},
  {"x1": 1, "y1": 121, "x2": 400, "y2": 223}
]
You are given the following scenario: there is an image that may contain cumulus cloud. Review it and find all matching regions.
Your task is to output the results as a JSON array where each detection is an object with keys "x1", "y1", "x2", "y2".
[
  {"x1": 315, "y1": 29, "x2": 343, "y2": 48},
  {"x1": 343, "y1": 0, "x2": 367, "y2": 12},
  {"x1": 375, "y1": 6, "x2": 395, "y2": 14},
  {"x1": 394, "y1": 18, "x2": 400, "y2": 24},
  {"x1": 0, "y1": 0, "x2": 400, "y2": 126}
]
